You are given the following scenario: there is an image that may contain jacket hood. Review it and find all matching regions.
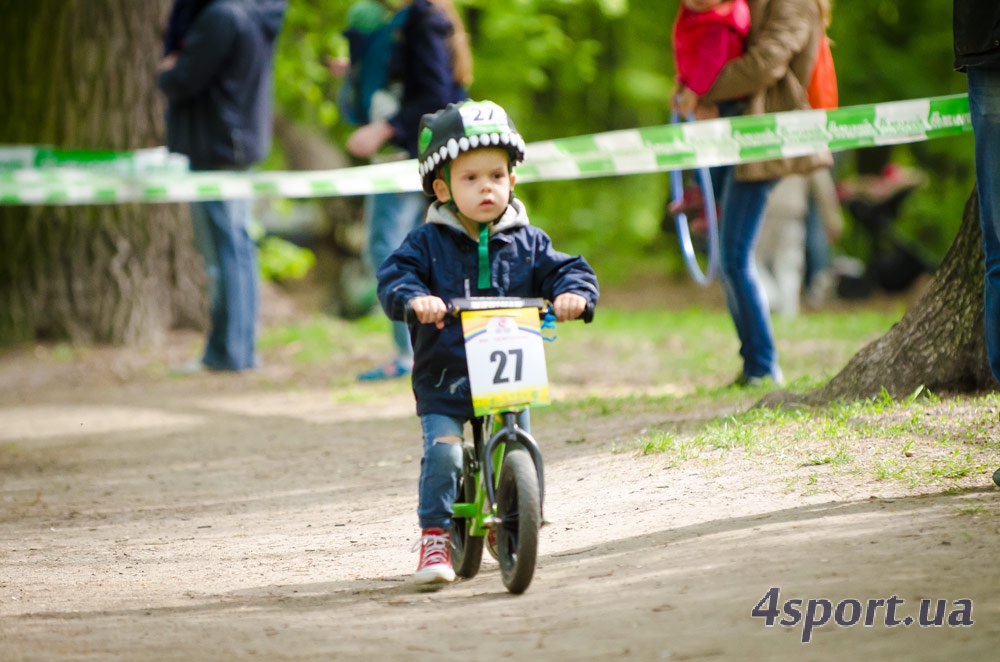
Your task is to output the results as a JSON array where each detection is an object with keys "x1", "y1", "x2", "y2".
[
  {"x1": 247, "y1": 0, "x2": 287, "y2": 41},
  {"x1": 202, "y1": 0, "x2": 285, "y2": 40},
  {"x1": 679, "y1": 0, "x2": 750, "y2": 35},
  {"x1": 425, "y1": 198, "x2": 530, "y2": 236}
]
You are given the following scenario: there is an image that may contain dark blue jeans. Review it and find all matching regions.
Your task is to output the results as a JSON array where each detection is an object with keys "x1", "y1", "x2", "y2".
[
  {"x1": 364, "y1": 191, "x2": 427, "y2": 361},
  {"x1": 803, "y1": 192, "x2": 830, "y2": 290},
  {"x1": 189, "y1": 199, "x2": 258, "y2": 371},
  {"x1": 968, "y1": 66, "x2": 1000, "y2": 382},
  {"x1": 717, "y1": 167, "x2": 781, "y2": 381}
]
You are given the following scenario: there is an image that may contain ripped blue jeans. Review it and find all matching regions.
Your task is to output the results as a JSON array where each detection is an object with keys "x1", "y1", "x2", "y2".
[{"x1": 417, "y1": 411, "x2": 530, "y2": 530}]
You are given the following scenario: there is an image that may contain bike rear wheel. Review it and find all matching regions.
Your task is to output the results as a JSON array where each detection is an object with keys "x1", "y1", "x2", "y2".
[
  {"x1": 450, "y1": 445, "x2": 483, "y2": 578},
  {"x1": 484, "y1": 414, "x2": 500, "y2": 561},
  {"x1": 495, "y1": 448, "x2": 540, "y2": 594}
]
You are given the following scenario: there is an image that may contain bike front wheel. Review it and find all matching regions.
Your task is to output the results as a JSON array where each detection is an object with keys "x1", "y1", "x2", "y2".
[{"x1": 495, "y1": 448, "x2": 540, "y2": 594}]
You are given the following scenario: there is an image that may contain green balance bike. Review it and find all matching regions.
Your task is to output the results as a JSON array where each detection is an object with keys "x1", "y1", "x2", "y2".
[{"x1": 443, "y1": 296, "x2": 593, "y2": 594}]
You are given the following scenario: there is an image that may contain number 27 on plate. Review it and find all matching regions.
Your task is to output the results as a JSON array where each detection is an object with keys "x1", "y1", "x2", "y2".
[{"x1": 461, "y1": 308, "x2": 550, "y2": 416}]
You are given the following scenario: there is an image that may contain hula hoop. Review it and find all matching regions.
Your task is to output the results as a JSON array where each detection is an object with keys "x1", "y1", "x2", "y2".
[{"x1": 670, "y1": 109, "x2": 720, "y2": 286}]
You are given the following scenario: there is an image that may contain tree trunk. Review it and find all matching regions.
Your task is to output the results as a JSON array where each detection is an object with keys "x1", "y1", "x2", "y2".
[
  {"x1": 0, "y1": 0, "x2": 205, "y2": 347},
  {"x1": 765, "y1": 189, "x2": 997, "y2": 407}
]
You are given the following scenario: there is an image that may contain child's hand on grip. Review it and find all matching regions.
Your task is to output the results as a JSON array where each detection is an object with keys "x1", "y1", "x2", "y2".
[
  {"x1": 552, "y1": 292, "x2": 587, "y2": 322},
  {"x1": 409, "y1": 295, "x2": 448, "y2": 329}
]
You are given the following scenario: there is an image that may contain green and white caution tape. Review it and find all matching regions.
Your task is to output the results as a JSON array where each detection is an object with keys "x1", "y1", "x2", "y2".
[
  {"x1": 518, "y1": 94, "x2": 970, "y2": 182},
  {"x1": 0, "y1": 95, "x2": 971, "y2": 207},
  {"x1": 0, "y1": 149, "x2": 420, "y2": 206},
  {"x1": 0, "y1": 145, "x2": 189, "y2": 175}
]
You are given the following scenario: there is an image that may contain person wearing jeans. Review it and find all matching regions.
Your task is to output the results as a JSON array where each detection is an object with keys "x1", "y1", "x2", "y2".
[
  {"x1": 189, "y1": 198, "x2": 258, "y2": 370},
  {"x1": 158, "y1": 0, "x2": 286, "y2": 372},
  {"x1": 346, "y1": 0, "x2": 473, "y2": 381},
  {"x1": 359, "y1": 190, "x2": 428, "y2": 378},
  {"x1": 953, "y1": 0, "x2": 1000, "y2": 485},
  {"x1": 698, "y1": 0, "x2": 834, "y2": 386},
  {"x1": 968, "y1": 69, "x2": 1000, "y2": 381},
  {"x1": 717, "y1": 171, "x2": 780, "y2": 380},
  {"x1": 956, "y1": 6, "x2": 1000, "y2": 381}
]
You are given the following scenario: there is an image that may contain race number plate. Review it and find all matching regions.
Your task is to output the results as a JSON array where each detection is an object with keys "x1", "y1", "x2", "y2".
[{"x1": 461, "y1": 308, "x2": 550, "y2": 415}]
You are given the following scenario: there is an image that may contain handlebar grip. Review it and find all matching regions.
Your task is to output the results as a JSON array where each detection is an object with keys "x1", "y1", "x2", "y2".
[
  {"x1": 404, "y1": 300, "x2": 460, "y2": 326},
  {"x1": 547, "y1": 301, "x2": 594, "y2": 323}
]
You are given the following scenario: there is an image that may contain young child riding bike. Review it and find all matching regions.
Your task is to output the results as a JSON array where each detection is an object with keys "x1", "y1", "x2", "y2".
[{"x1": 376, "y1": 99, "x2": 600, "y2": 588}]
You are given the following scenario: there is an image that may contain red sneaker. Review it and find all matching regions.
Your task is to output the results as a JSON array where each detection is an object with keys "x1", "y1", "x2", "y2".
[{"x1": 412, "y1": 528, "x2": 455, "y2": 587}]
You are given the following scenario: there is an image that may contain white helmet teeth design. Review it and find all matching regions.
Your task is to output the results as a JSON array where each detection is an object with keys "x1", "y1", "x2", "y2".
[{"x1": 416, "y1": 100, "x2": 526, "y2": 195}]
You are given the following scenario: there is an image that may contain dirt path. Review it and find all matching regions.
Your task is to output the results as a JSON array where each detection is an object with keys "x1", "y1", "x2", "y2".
[{"x1": 2, "y1": 324, "x2": 999, "y2": 661}]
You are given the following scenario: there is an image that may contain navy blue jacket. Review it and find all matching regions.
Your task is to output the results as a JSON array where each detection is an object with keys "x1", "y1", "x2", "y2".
[
  {"x1": 377, "y1": 200, "x2": 600, "y2": 419},
  {"x1": 158, "y1": 0, "x2": 286, "y2": 169},
  {"x1": 386, "y1": 0, "x2": 467, "y2": 157},
  {"x1": 162, "y1": 0, "x2": 213, "y2": 54},
  {"x1": 954, "y1": 0, "x2": 1000, "y2": 70}
]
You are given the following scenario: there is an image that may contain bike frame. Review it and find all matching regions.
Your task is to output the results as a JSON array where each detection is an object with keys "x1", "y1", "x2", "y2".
[
  {"x1": 451, "y1": 409, "x2": 546, "y2": 538},
  {"x1": 447, "y1": 297, "x2": 551, "y2": 540}
]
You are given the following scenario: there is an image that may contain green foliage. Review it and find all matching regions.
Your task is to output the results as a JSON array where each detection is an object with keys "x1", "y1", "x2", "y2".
[
  {"x1": 257, "y1": 236, "x2": 317, "y2": 282},
  {"x1": 270, "y1": 0, "x2": 974, "y2": 273},
  {"x1": 273, "y1": 0, "x2": 353, "y2": 136},
  {"x1": 830, "y1": 1, "x2": 961, "y2": 107}
]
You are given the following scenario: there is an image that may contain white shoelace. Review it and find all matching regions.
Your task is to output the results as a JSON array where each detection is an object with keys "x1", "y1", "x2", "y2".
[{"x1": 413, "y1": 532, "x2": 449, "y2": 566}]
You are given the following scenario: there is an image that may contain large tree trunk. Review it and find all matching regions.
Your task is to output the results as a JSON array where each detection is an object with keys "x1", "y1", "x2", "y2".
[
  {"x1": 766, "y1": 189, "x2": 997, "y2": 407},
  {"x1": 0, "y1": 0, "x2": 204, "y2": 347}
]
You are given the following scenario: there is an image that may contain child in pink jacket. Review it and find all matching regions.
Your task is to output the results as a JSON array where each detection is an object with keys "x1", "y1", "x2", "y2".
[{"x1": 672, "y1": 0, "x2": 751, "y2": 117}]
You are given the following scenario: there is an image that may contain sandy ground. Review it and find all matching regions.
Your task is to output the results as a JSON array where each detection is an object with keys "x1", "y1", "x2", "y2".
[{"x1": 2, "y1": 290, "x2": 1000, "y2": 661}]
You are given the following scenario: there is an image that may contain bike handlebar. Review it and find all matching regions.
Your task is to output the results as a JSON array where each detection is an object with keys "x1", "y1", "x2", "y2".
[
  {"x1": 448, "y1": 297, "x2": 595, "y2": 324},
  {"x1": 406, "y1": 296, "x2": 595, "y2": 325}
]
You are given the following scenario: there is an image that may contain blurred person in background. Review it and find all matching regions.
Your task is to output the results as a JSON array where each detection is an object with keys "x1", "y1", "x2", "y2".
[
  {"x1": 952, "y1": 0, "x2": 1000, "y2": 486},
  {"x1": 697, "y1": 0, "x2": 834, "y2": 387},
  {"x1": 756, "y1": 168, "x2": 843, "y2": 317},
  {"x1": 158, "y1": 0, "x2": 287, "y2": 372},
  {"x1": 341, "y1": 0, "x2": 473, "y2": 382}
]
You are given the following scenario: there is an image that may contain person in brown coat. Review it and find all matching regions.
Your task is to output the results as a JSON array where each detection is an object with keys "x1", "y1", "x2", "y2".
[{"x1": 698, "y1": 0, "x2": 834, "y2": 386}]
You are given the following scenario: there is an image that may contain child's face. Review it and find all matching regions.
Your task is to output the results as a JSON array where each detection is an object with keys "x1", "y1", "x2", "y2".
[
  {"x1": 433, "y1": 147, "x2": 515, "y2": 223},
  {"x1": 683, "y1": 0, "x2": 725, "y2": 11}
]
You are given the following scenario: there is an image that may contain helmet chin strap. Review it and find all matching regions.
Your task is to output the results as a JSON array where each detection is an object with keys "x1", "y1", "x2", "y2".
[
  {"x1": 442, "y1": 161, "x2": 515, "y2": 291},
  {"x1": 476, "y1": 223, "x2": 491, "y2": 289}
]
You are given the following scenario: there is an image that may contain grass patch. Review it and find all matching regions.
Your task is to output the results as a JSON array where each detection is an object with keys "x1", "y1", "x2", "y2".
[
  {"x1": 256, "y1": 295, "x2": 997, "y2": 491},
  {"x1": 259, "y1": 316, "x2": 357, "y2": 364},
  {"x1": 538, "y1": 385, "x2": 997, "y2": 493},
  {"x1": 801, "y1": 446, "x2": 853, "y2": 467},
  {"x1": 635, "y1": 430, "x2": 704, "y2": 467}
]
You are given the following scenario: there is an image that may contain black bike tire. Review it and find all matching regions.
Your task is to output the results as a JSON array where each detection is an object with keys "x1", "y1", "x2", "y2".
[
  {"x1": 450, "y1": 446, "x2": 483, "y2": 578},
  {"x1": 496, "y1": 448, "x2": 540, "y2": 594}
]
